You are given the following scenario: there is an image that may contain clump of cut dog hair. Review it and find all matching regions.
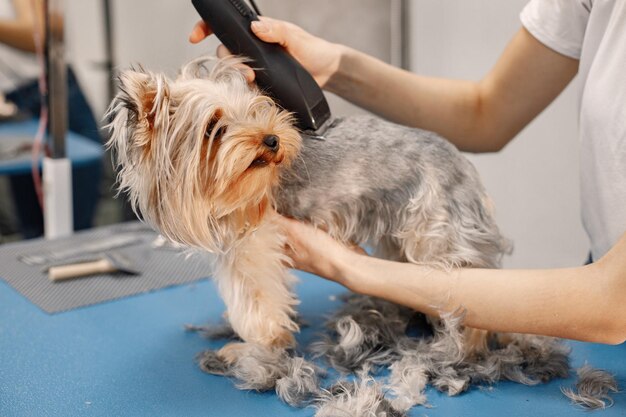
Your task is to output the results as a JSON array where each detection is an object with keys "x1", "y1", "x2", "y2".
[
  {"x1": 561, "y1": 364, "x2": 619, "y2": 409},
  {"x1": 310, "y1": 294, "x2": 571, "y2": 411},
  {"x1": 314, "y1": 376, "x2": 406, "y2": 417},
  {"x1": 185, "y1": 322, "x2": 238, "y2": 341},
  {"x1": 192, "y1": 293, "x2": 579, "y2": 414},
  {"x1": 277, "y1": 357, "x2": 325, "y2": 407},
  {"x1": 196, "y1": 343, "x2": 322, "y2": 407}
]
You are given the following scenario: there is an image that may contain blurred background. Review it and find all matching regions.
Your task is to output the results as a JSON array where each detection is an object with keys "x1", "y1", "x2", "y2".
[{"x1": 0, "y1": 0, "x2": 587, "y2": 268}]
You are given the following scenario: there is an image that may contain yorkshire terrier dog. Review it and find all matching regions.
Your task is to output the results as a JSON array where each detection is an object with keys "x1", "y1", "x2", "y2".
[{"x1": 107, "y1": 56, "x2": 510, "y2": 366}]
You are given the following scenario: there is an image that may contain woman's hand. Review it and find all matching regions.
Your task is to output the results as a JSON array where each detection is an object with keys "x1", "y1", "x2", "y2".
[
  {"x1": 275, "y1": 216, "x2": 367, "y2": 289},
  {"x1": 189, "y1": 16, "x2": 343, "y2": 87}
]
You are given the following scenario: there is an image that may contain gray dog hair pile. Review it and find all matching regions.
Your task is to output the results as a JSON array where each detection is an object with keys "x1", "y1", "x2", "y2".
[{"x1": 191, "y1": 293, "x2": 619, "y2": 415}]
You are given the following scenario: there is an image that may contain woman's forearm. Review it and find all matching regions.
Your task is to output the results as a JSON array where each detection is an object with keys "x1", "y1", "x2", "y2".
[
  {"x1": 326, "y1": 46, "x2": 486, "y2": 150},
  {"x1": 337, "y1": 243, "x2": 626, "y2": 345},
  {"x1": 325, "y1": 28, "x2": 578, "y2": 153}
]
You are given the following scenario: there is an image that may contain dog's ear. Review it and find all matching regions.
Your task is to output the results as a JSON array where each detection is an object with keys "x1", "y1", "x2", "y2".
[{"x1": 115, "y1": 68, "x2": 170, "y2": 130}]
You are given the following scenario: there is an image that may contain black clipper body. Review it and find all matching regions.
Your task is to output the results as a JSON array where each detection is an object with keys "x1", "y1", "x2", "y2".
[{"x1": 191, "y1": 0, "x2": 332, "y2": 136}]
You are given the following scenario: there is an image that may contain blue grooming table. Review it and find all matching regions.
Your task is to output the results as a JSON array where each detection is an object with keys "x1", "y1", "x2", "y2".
[{"x1": 0, "y1": 257, "x2": 624, "y2": 416}]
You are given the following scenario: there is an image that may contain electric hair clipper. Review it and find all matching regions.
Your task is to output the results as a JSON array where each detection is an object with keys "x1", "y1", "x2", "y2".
[{"x1": 191, "y1": 0, "x2": 332, "y2": 137}]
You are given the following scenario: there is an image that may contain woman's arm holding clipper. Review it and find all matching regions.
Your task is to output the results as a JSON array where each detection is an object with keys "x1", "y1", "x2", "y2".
[
  {"x1": 190, "y1": 19, "x2": 578, "y2": 152},
  {"x1": 278, "y1": 216, "x2": 626, "y2": 345},
  {"x1": 327, "y1": 27, "x2": 578, "y2": 152}
]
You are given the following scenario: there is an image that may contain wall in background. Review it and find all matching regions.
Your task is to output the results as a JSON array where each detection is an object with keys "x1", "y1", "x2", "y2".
[
  {"x1": 65, "y1": 0, "x2": 220, "y2": 118},
  {"x1": 64, "y1": 0, "x2": 108, "y2": 117},
  {"x1": 408, "y1": 0, "x2": 588, "y2": 268}
]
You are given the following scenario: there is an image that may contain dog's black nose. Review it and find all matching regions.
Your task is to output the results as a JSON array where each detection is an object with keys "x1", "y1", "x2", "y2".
[{"x1": 263, "y1": 135, "x2": 280, "y2": 152}]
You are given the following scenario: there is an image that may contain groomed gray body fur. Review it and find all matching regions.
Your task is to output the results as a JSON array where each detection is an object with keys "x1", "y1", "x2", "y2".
[{"x1": 278, "y1": 115, "x2": 509, "y2": 269}]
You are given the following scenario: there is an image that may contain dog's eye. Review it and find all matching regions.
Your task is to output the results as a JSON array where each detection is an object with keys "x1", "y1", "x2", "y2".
[
  {"x1": 205, "y1": 124, "x2": 227, "y2": 140},
  {"x1": 215, "y1": 125, "x2": 227, "y2": 139},
  {"x1": 204, "y1": 123, "x2": 215, "y2": 138}
]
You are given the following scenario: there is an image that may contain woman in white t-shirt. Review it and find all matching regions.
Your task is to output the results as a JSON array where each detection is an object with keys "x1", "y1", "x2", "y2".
[{"x1": 189, "y1": 0, "x2": 626, "y2": 344}]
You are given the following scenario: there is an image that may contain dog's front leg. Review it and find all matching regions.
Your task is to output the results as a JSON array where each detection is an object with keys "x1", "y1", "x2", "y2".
[{"x1": 213, "y1": 217, "x2": 299, "y2": 351}]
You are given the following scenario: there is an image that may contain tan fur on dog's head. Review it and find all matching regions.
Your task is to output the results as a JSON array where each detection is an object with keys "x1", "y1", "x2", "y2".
[{"x1": 106, "y1": 56, "x2": 301, "y2": 252}]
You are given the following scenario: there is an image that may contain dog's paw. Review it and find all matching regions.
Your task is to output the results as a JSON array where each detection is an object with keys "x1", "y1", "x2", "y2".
[
  {"x1": 214, "y1": 342, "x2": 291, "y2": 391},
  {"x1": 217, "y1": 342, "x2": 251, "y2": 365},
  {"x1": 197, "y1": 349, "x2": 229, "y2": 375},
  {"x1": 232, "y1": 318, "x2": 297, "y2": 349},
  {"x1": 269, "y1": 329, "x2": 296, "y2": 349}
]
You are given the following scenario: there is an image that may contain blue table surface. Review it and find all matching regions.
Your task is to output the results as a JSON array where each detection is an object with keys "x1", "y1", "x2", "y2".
[
  {"x1": 0, "y1": 120, "x2": 103, "y2": 175},
  {"x1": 1, "y1": 270, "x2": 624, "y2": 417}
]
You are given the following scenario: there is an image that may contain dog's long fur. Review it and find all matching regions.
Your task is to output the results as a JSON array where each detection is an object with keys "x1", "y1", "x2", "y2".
[{"x1": 107, "y1": 56, "x2": 583, "y2": 413}]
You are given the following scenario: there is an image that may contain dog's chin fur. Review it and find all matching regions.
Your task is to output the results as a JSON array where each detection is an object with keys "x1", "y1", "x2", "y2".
[{"x1": 105, "y1": 56, "x2": 596, "y2": 413}]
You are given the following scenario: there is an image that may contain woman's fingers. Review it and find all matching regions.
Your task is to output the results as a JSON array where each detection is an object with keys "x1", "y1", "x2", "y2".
[
  {"x1": 250, "y1": 16, "x2": 290, "y2": 47},
  {"x1": 189, "y1": 20, "x2": 212, "y2": 43},
  {"x1": 275, "y1": 215, "x2": 367, "y2": 284}
]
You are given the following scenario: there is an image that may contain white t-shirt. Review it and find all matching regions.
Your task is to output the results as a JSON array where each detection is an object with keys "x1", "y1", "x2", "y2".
[
  {"x1": 0, "y1": 0, "x2": 41, "y2": 92},
  {"x1": 521, "y1": 0, "x2": 626, "y2": 261}
]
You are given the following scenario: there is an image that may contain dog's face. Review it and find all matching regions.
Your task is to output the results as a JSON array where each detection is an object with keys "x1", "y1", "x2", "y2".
[{"x1": 106, "y1": 57, "x2": 301, "y2": 252}]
